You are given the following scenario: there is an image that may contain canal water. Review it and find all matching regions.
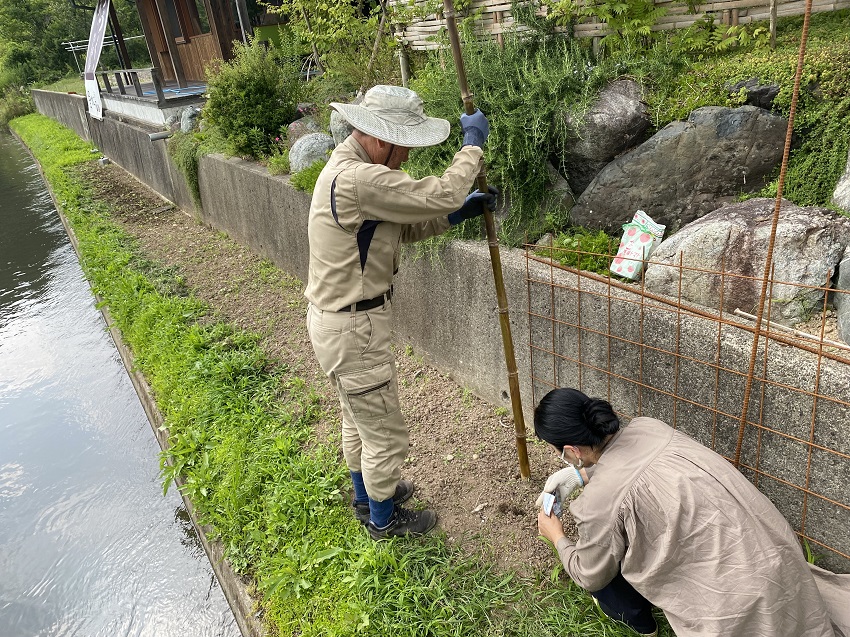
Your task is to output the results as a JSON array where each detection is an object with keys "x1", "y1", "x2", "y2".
[{"x1": 0, "y1": 131, "x2": 240, "y2": 637}]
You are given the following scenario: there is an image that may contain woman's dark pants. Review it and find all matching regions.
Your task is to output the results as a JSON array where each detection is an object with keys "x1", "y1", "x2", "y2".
[{"x1": 590, "y1": 571, "x2": 658, "y2": 634}]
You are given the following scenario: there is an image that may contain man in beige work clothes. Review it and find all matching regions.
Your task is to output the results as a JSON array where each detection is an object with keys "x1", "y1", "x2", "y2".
[{"x1": 304, "y1": 85, "x2": 496, "y2": 539}]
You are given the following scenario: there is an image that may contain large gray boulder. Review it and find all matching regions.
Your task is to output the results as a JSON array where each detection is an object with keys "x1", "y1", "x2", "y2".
[
  {"x1": 557, "y1": 79, "x2": 650, "y2": 195},
  {"x1": 728, "y1": 77, "x2": 781, "y2": 110},
  {"x1": 289, "y1": 133, "x2": 335, "y2": 173},
  {"x1": 570, "y1": 106, "x2": 787, "y2": 234},
  {"x1": 644, "y1": 198, "x2": 850, "y2": 324},
  {"x1": 541, "y1": 162, "x2": 577, "y2": 216},
  {"x1": 835, "y1": 247, "x2": 850, "y2": 343},
  {"x1": 180, "y1": 106, "x2": 201, "y2": 133},
  {"x1": 832, "y1": 146, "x2": 850, "y2": 213},
  {"x1": 286, "y1": 116, "x2": 322, "y2": 148},
  {"x1": 330, "y1": 109, "x2": 355, "y2": 146}
]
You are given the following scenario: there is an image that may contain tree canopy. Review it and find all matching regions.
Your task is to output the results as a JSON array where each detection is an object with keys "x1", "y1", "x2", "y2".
[{"x1": 0, "y1": 0, "x2": 142, "y2": 90}]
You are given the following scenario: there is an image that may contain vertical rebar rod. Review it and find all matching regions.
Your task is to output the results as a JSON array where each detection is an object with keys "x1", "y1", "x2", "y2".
[
  {"x1": 673, "y1": 253, "x2": 684, "y2": 429},
  {"x1": 712, "y1": 254, "x2": 727, "y2": 450},
  {"x1": 754, "y1": 265, "x2": 777, "y2": 488},
  {"x1": 734, "y1": 0, "x2": 814, "y2": 468},
  {"x1": 606, "y1": 241, "x2": 613, "y2": 404},
  {"x1": 550, "y1": 244, "x2": 557, "y2": 390},
  {"x1": 443, "y1": 0, "x2": 530, "y2": 479},
  {"x1": 638, "y1": 267, "x2": 647, "y2": 416},
  {"x1": 577, "y1": 241, "x2": 584, "y2": 392},
  {"x1": 800, "y1": 271, "x2": 832, "y2": 536}
]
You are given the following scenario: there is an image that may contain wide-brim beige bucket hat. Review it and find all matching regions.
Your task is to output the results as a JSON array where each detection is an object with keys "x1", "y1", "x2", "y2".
[{"x1": 330, "y1": 85, "x2": 450, "y2": 148}]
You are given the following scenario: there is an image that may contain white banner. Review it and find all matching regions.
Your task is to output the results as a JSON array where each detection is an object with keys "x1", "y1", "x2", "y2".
[{"x1": 84, "y1": 0, "x2": 111, "y2": 120}]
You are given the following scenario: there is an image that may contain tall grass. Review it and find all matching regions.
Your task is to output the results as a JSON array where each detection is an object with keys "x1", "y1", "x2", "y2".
[{"x1": 10, "y1": 112, "x2": 672, "y2": 637}]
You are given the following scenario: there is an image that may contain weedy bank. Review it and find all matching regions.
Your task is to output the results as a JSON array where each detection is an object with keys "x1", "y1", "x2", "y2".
[{"x1": 10, "y1": 112, "x2": 672, "y2": 636}]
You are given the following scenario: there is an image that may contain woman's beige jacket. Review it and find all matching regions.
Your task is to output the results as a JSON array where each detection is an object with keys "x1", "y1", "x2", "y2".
[{"x1": 556, "y1": 417, "x2": 846, "y2": 637}]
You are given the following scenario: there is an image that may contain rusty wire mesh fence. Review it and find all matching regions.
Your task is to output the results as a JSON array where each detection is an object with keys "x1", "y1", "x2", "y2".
[{"x1": 525, "y1": 242, "x2": 850, "y2": 572}]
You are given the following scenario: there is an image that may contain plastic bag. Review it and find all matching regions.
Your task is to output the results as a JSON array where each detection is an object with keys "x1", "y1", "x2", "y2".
[{"x1": 610, "y1": 210, "x2": 666, "y2": 280}]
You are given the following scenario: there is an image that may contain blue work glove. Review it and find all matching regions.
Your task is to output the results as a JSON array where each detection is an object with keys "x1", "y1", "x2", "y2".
[
  {"x1": 460, "y1": 109, "x2": 489, "y2": 148},
  {"x1": 448, "y1": 186, "x2": 499, "y2": 225}
]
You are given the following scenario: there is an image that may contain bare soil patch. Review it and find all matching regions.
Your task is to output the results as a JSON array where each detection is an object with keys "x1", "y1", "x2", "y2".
[{"x1": 77, "y1": 162, "x2": 577, "y2": 577}]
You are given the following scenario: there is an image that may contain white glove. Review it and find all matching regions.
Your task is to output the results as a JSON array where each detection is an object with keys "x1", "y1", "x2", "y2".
[{"x1": 535, "y1": 465, "x2": 584, "y2": 508}]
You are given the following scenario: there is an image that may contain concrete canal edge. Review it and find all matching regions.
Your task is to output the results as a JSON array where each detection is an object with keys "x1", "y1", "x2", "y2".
[{"x1": 13, "y1": 129, "x2": 264, "y2": 637}]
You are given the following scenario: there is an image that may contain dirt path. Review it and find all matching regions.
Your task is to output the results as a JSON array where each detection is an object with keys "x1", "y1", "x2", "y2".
[{"x1": 79, "y1": 162, "x2": 578, "y2": 577}]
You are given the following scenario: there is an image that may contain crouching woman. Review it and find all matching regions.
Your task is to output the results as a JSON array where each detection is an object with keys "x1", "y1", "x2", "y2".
[{"x1": 535, "y1": 387, "x2": 836, "y2": 637}]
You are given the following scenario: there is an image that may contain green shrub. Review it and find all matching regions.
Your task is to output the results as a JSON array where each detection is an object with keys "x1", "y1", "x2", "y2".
[
  {"x1": 0, "y1": 87, "x2": 34, "y2": 125},
  {"x1": 290, "y1": 160, "x2": 326, "y2": 193},
  {"x1": 268, "y1": 147, "x2": 290, "y2": 176},
  {"x1": 167, "y1": 130, "x2": 203, "y2": 205},
  {"x1": 204, "y1": 37, "x2": 302, "y2": 158},
  {"x1": 545, "y1": 0, "x2": 668, "y2": 55},
  {"x1": 406, "y1": 30, "x2": 606, "y2": 245}
]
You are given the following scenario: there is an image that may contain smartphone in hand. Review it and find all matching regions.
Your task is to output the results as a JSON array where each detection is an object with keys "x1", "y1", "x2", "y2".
[{"x1": 542, "y1": 492, "x2": 562, "y2": 517}]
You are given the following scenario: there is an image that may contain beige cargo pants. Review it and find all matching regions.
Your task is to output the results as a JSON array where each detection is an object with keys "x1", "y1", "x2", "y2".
[{"x1": 306, "y1": 301, "x2": 407, "y2": 501}]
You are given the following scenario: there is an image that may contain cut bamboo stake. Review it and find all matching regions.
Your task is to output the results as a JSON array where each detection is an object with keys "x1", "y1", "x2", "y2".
[{"x1": 442, "y1": 0, "x2": 531, "y2": 480}]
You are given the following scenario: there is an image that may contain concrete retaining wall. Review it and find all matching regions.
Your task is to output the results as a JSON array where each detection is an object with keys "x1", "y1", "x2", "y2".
[
  {"x1": 32, "y1": 90, "x2": 91, "y2": 142},
  {"x1": 34, "y1": 91, "x2": 850, "y2": 573},
  {"x1": 32, "y1": 89, "x2": 196, "y2": 213}
]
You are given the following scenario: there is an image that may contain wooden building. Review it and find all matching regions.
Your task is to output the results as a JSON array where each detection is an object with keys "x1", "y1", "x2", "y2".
[{"x1": 134, "y1": 0, "x2": 241, "y2": 86}]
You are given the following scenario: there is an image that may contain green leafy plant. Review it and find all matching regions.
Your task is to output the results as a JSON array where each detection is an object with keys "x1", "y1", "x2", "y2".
[
  {"x1": 267, "y1": 146, "x2": 291, "y2": 176},
  {"x1": 407, "y1": 30, "x2": 605, "y2": 245},
  {"x1": 290, "y1": 159, "x2": 326, "y2": 193},
  {"x1": 673, "y1": 16, "x2": 770, "y2": 56},
  {"x1": 545, "y1": 0, "x2": 668, "y2": 54},
  {"x1": 541, "y1": 228, "x2": 620, "y2": 275},
  {"x1": 167, "y1": 127, "x2": 229, "y2": 207},
  {"x1": 204, "y1": 37, "x2": 302, "y2": 158}
]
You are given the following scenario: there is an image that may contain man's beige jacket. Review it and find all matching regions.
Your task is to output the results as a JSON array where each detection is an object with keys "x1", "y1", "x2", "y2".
[{"x1": 304, "y1": 136, "x2": 482, "y2": 311}]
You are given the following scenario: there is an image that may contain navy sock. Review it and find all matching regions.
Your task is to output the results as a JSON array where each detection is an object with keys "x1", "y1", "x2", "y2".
[
  {"x1": 369, "y1": 496, "x2": 394, "y2": 528},
  {"x1": 350, "y1": 471, "x2": 368, "y2": 505}
]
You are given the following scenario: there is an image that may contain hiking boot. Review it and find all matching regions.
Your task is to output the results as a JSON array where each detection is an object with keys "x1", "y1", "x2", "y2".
[
  {"x1": 368, "y1": 506, "x2": 438, "y2": 540},
  {"x1": 353, "y1": 479, "x2": 415, "y2": 524}
]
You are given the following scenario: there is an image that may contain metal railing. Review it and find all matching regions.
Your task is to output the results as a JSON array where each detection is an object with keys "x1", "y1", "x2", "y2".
[{"x1": 93, "y1": 67, "x2": 166, "y2": 106}]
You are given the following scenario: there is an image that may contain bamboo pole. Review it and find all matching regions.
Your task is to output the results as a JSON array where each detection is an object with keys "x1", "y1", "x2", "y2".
[{"x1": 442, "y1": 0, "x2": 531, "y2": 480}]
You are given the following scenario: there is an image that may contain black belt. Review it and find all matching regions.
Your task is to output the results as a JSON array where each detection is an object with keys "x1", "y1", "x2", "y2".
[{"x1": 338, "y1": 287, "x2": 393, "y2": 313}]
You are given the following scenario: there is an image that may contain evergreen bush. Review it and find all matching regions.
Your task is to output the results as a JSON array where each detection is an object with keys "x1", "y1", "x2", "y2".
[
  {"x1": 406, "y1": 29, "x2": 607, "y2": 244},
  {"x1": 204, "y1": 37, "x2": 302, "y2": 158}
]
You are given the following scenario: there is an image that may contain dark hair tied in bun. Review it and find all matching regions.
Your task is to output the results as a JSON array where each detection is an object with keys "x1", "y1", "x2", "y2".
[
  {"x1": 534, "y1": 388, "x2": 621, "y2": 450},
  {"x1": 583, "y1": 397, "x2": 621, "y2": 444}
]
